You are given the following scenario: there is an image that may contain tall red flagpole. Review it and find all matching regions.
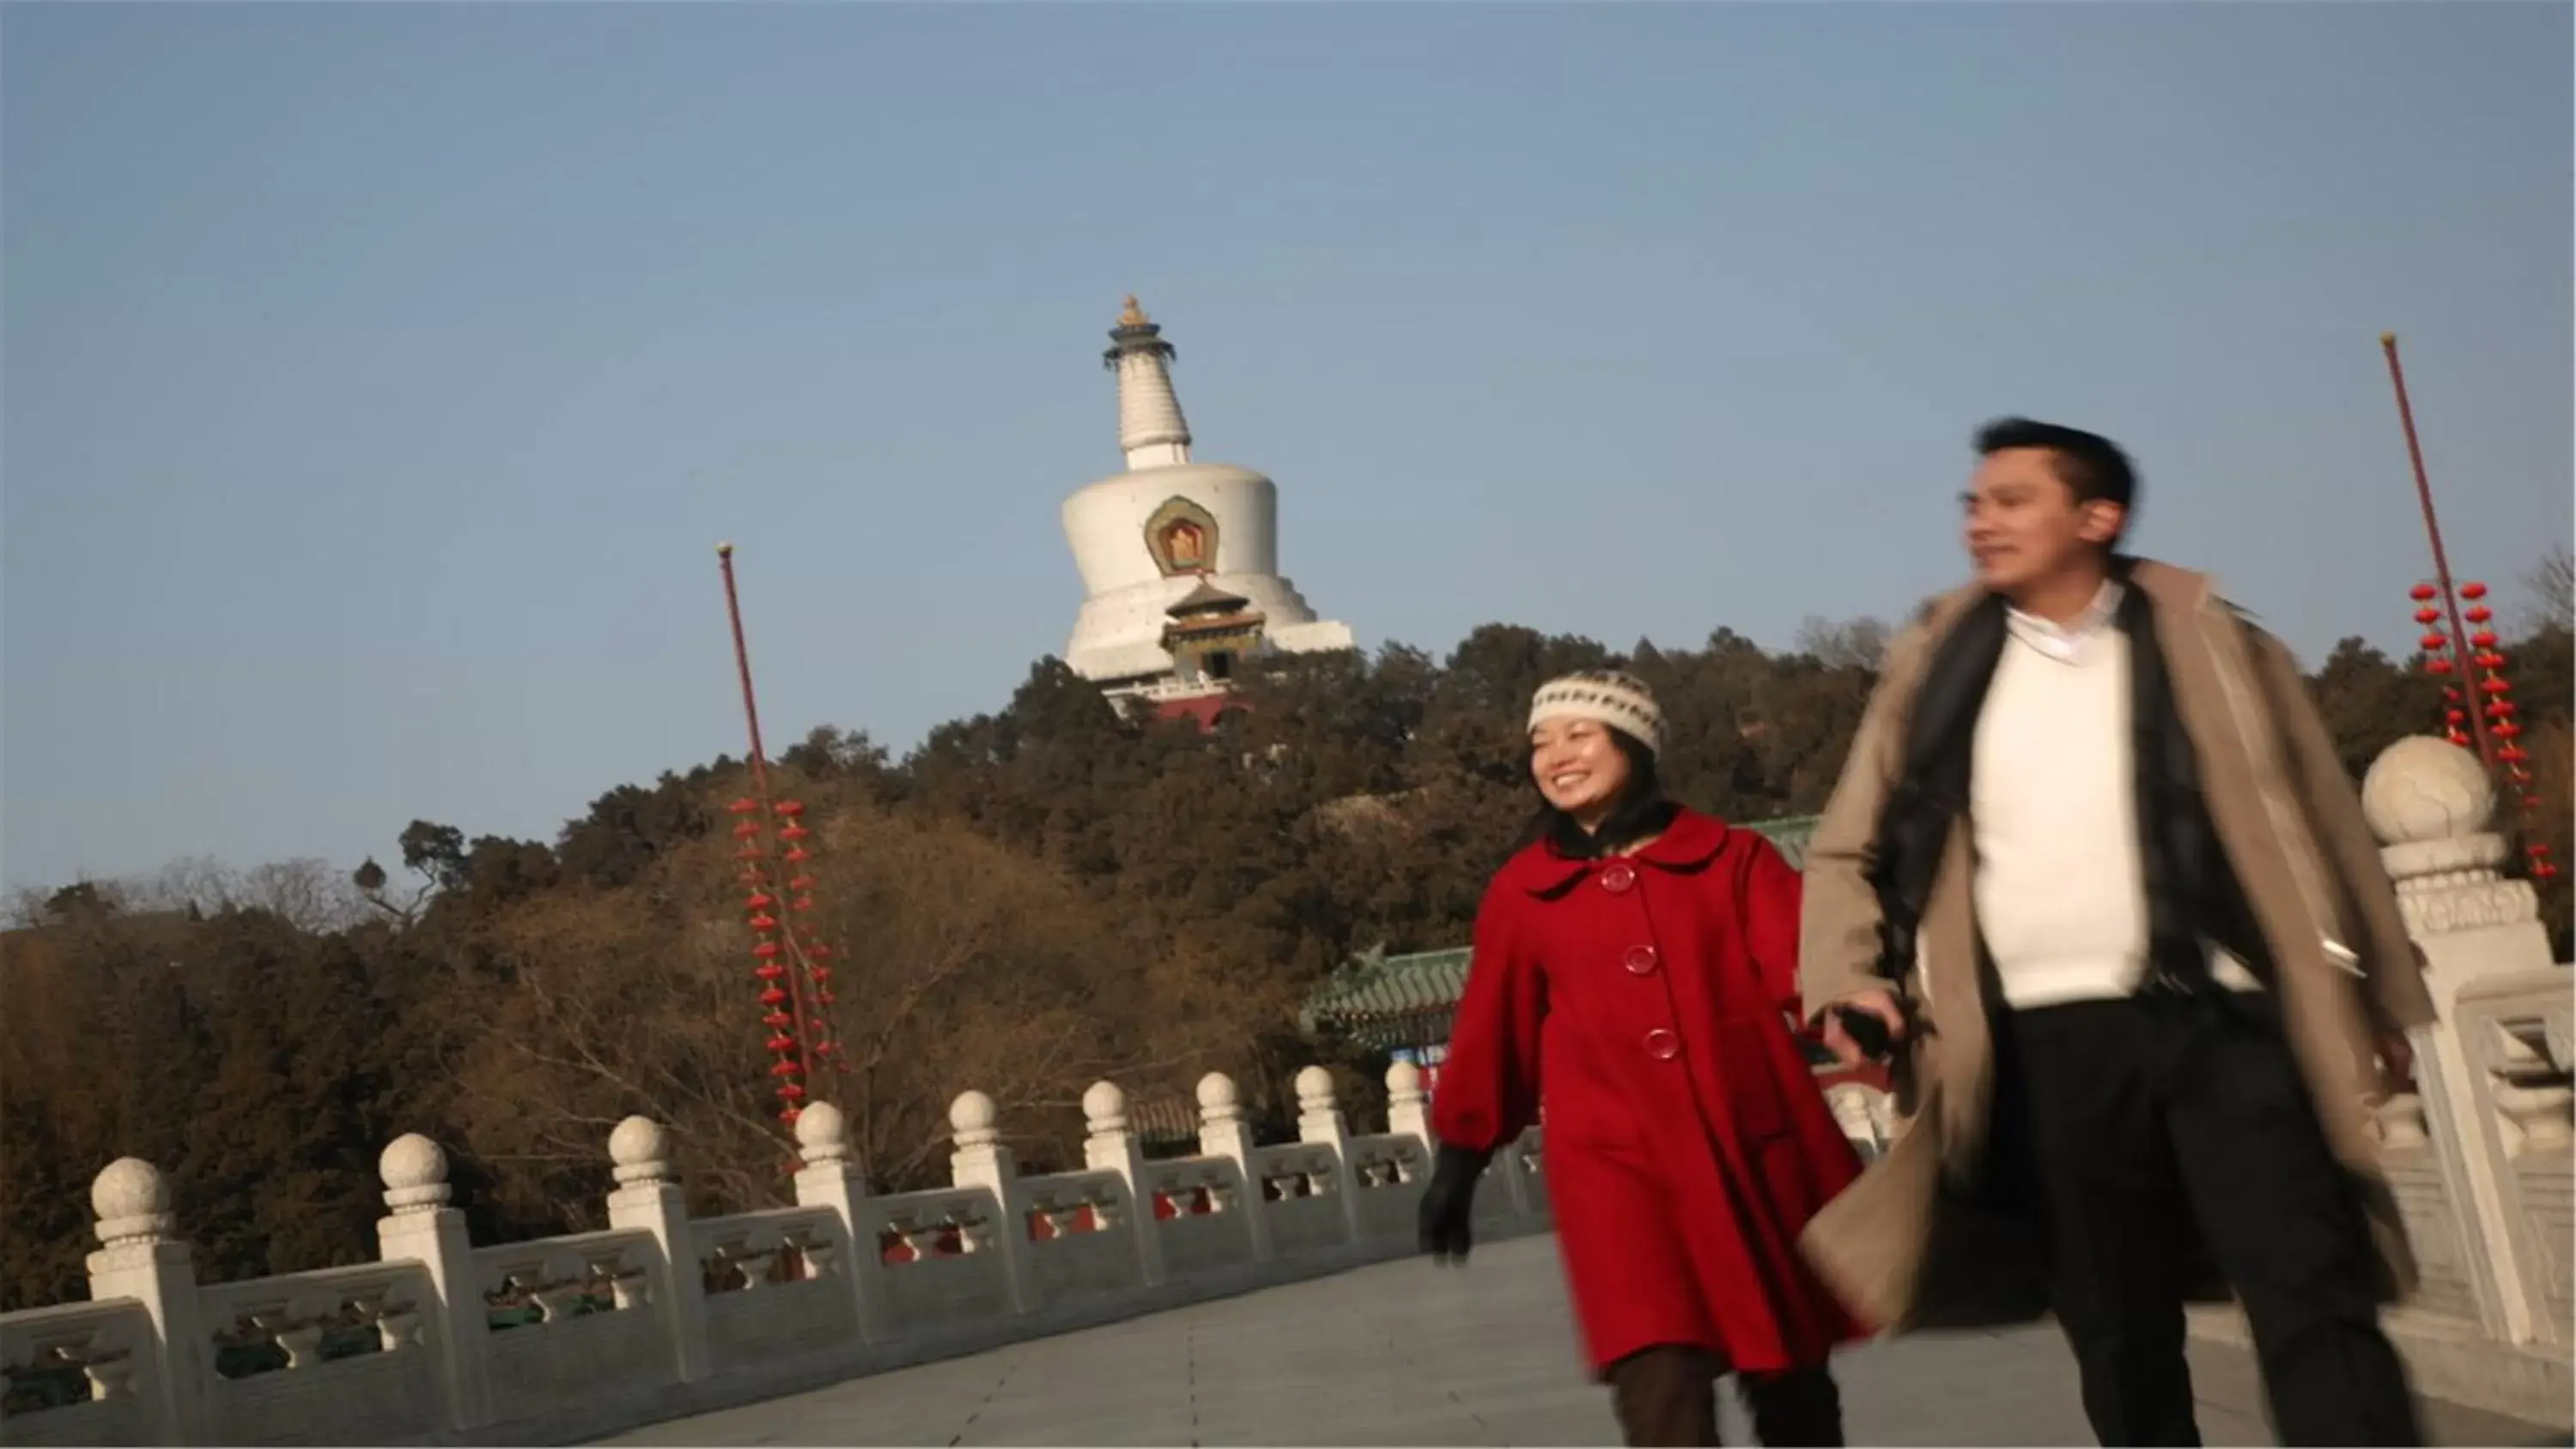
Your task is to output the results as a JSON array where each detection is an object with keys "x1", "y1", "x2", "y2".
[
  {"x1": 716, "y1": 544, "x2": 844, "y2": 1131},
  {"x1": 2379, "y1": 334, "x2": 2496, "y2": 767}
]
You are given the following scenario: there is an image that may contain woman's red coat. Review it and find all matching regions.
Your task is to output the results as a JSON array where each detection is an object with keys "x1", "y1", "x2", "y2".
[{"x1": 1430, "y1": 808, "x2": 1867, "y2": 1376}]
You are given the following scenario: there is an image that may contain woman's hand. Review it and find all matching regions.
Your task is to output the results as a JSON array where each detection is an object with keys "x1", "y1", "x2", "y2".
[{"x1": 1418, "y1": 1144, "x2": 1492, "y2": 1264}]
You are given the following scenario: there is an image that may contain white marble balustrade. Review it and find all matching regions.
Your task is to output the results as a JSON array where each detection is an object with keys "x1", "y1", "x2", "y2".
[{"x1": 1, "y1": 1061, "x2": 1550, "y2": 1446}]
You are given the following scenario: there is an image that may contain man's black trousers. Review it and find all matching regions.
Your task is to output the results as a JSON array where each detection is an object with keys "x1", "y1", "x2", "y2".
[{"x1": 1988, "y1": 991, "x2": 2425, "y2": 1447}]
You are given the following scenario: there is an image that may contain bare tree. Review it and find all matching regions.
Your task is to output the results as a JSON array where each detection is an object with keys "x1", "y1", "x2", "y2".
[
  {"x1": 1792, "y1": 615, "x2": 1892, "y2": 672},
  {"x1": 2524, "y1": 543, "x2": 2573, "y2": 634},
  {"x1": 441, "y1": 786, "x2": 1280, "y2": 1228}
]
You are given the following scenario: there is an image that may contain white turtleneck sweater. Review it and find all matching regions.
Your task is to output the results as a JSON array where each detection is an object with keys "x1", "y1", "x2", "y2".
[{"x1": 1970, "y1": 585, "x2": 2259, "y2": 1009}]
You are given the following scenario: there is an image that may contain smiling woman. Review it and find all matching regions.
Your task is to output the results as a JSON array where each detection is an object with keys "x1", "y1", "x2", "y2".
[{"x1": 1414, "y1": 668, "x2": 1869, "y2": 1448}]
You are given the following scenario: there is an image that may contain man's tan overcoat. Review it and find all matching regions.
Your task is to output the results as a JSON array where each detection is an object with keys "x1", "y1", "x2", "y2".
[{"x1": 1795, "y1": 560, "x2": 2436, "y2": 1331}]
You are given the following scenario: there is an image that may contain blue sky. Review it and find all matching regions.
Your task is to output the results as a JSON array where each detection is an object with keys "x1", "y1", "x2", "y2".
[{"x1": 5, "y1": 2, "x2": 2568, "y2": 894}]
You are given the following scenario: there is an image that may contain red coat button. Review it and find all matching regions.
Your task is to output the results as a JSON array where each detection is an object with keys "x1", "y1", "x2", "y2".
[
  {"x1": 1643, "y1": 1028, "x2": 1680, "y2": 1061},
  {"x1": 1623, "y1": 945, "x2": 1658, "y2": 975},
  {"x1": 1601, "y1": 864, "x2": 1637, "y2": 894}
]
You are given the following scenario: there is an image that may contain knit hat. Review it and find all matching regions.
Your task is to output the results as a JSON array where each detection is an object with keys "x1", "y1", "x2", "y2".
[{"x1": 1528, "y1": 670, "x2": 1665, "y2": 758}]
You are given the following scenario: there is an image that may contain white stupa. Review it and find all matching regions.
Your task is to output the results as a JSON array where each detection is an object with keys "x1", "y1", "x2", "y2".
[{"x1": 1061, "y1": 297, "x2": 1354, "y2": 713}]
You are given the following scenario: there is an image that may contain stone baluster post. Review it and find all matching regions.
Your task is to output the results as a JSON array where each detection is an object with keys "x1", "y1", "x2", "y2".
[
  {"x1": 947, "y1": 1091, "x2": 1035, "y2": 1313},
  {"x1": 1082, "y1": 1081, "x2": 1167, "y2": 1287},
  {"x1": 372, "y1": 1135, "x2": 492, "y2": 1433},
  {"x1": 2361, "y1": 735, "x2": 2565, "y2": 1341},
  {"x1": 1294, "y1": 1065, "x2": 1362, "y2": 1242},
  {"x1": 599, "y1": 1117, "x2": 711, "y2": 1382},
  {"x1": 790, "y1": 1103, "x2": 894, "y2": 1343},
  {"x1": 1195, "y1": 1072, "x2": 1273, "y2": 1261},
  {"x1": 83, "y1": 1159, "x2": 204, "y2": 1446},
  {"x1": 1386, "y1": 1060, "x2": 1432, "y2": 1147}
]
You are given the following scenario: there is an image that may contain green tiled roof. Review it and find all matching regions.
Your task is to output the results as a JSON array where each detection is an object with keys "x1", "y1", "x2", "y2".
[{"x1": 1302, "y1": 814, "x2": 1821, "y2": 1047}]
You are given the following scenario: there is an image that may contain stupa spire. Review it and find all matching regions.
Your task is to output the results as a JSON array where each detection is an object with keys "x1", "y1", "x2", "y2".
[{"x1": 1103, "y1": 294, "x2": 1192, "y2": 470}]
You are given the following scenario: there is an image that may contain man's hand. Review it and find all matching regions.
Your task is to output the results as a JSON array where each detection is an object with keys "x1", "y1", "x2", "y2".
[
  {"x1": 2372, "y1": 1029, "x2": 2415, "y2": 1100},
  {"x1": 1819, "y1": 989, "x2": 1909, "y2": 1067}
]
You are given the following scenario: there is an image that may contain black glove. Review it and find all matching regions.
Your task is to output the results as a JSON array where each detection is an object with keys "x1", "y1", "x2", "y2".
[{"x1": 1418, "y1": 1143, "x2": 1492, "y2": 1264}]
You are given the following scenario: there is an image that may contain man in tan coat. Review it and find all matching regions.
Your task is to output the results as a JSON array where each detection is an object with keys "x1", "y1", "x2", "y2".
[{"x1": 1799, "y1": 418, "x2": 2434, "y2": 1446}]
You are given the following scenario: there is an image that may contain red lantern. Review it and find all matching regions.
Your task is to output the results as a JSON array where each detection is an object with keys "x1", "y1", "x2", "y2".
[
  {"x1": 2462, "y1": 581, "x2": 2488, "y2": 600},
  {"x1": 2428, "y1": 658, "x2": 2456, "y2": 675},
  {"x1": 2466, "y1": 606, "x2": 2494, "y2": 626},
  {"x1": 2421, "y1": 633, "x2": 2449, "y2": 651},
  {"x1": 2446, "y1": 710, "x2": 2466, "y2": 725},
  {"x1": 2410, "y1": 584, "x2": 2439, "y2": 601},
  {"x1": 774, "y1": 800, "x2": 805, "y2": 817},
  {"x1": 2413, "y1": 607, "x2": 2440, "y2": 625},
  {"x1": 2483, "y1": 676, "x2": 2510, "y2": 694},
  {"x1": 2472, "y1": 631, "x2": 2499, "y2": 649},
  {"x1": 2534, "y1": 844, "x2": 2555, "y2": 859}
]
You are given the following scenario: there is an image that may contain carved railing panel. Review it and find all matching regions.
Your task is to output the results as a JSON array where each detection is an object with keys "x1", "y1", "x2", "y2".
[
  {"x1": 2457, "y1": 973, "x2": 2576, "y2": 1346},
  {"x1": 688, "y1": 1206, "x2": 859, "y2": 1373},
  {"x1": 197, "y1": 1263, "x2": 445, "y2": 1446},
  {"x1": 1344, "y1": 1134, "x2": 1428, "y2": 1241},
  {"x1": 1018, "y1": 1169, "x2": 1145, "y2": 1308},
  {"x1": 1249, "y1": 1143, "x2": 1347, "y2": 1257},
  {"x1": 855, "y1": 1186, "x2": 1013, "y2": 1335},
  {"x1": 471, "y1": 1229, "x2": 671, "y2": 1422},
  {"x1": 0, "y1": 1300, "x2": 156, "y2": 1447},
  {"x1": 1144, "y1": 1156, "x2": 1258, "y2": 1278}
]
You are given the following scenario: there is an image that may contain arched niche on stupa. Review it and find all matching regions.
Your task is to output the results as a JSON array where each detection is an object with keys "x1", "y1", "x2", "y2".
[{"x1": 1143, "y1": 495, "x2": 1220, "y2": 577}]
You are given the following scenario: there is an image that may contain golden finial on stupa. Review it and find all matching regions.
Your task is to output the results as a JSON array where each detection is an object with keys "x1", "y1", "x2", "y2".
[{"x1": 1118, "y1": 294, "x2": 1150, "y2": 328}]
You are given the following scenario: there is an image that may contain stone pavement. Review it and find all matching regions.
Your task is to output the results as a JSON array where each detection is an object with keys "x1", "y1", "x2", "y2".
[{"x1": 598, "y1": 1236, "x2": 2567, "y2": 1446}]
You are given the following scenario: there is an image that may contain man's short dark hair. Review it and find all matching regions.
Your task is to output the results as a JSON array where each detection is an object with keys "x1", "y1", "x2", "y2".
[{"x1": 1974, "y1": 417, "x2": 2139, "y2": 522}]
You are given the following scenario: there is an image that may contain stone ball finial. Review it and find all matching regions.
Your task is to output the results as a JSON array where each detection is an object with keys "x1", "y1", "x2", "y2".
[
  {"x1": 380, "y1": 1133, "x2": 454, "y2": 1215},
  {"x1": 1295, "y1": 1064, "x2": 1337, "y2": 1110},
  {"x1": 1195, "y1": 1071, "x2": 1240, "y2": 1113},
  {"x1": 793, "y1": 1101, "x2": 849, "y2": 1167},
  {"x1": 92, "y1": 1157, "x2": 175, "y2": 1247},
  {"x1": 1386, "y1": 1059, "x2": 1424, "y2": 1096},
  {"x1": 608, "y1": 1117, "x2": 672, "y2": 1187},
  {"x1": 2363, "y1": 736, "x2": 2497, "y2": 846},
  {"x1": 91, "y1": 1157, "x2": 167, "y2": 1224},
  {"x1": 950, "y1": 1090, "x2": 998, "y2": 1137},
  {"x1": 380, "y1": 1134, "x2": 449, "y2": 1191},
  {"x1": 1083, "y1": 1080, "x2": 1129, "y2": 1134}
]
